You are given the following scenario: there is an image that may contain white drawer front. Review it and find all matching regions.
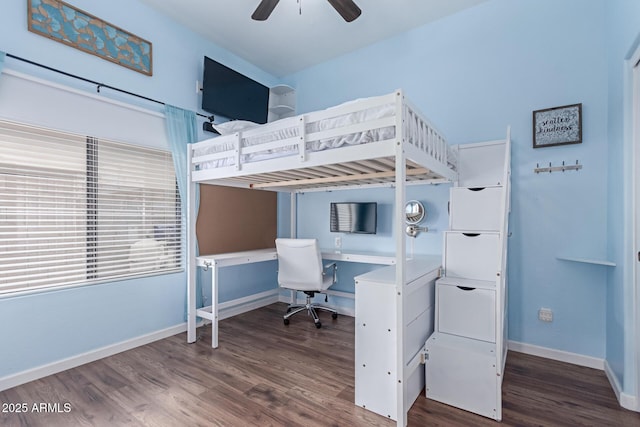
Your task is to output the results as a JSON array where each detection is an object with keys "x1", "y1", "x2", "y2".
[
  {"x1": 405, "y1": 274, "x2": 435, "y2": 324},
  {"x1": 437, "y1": 283, "x2": 496, "y2": 342},
  {"x1": 444, "y1": 232, "x2": 500, "y2": 281},
  {"x1": 450, "y1": 187, "x2": 502, "y2": 231},
  {"x1": 457, "y1": 142, "x2": 506, "y2": 188},
  {"x1": 405, "y1": 307, "x2": 434, "y2": 364}
]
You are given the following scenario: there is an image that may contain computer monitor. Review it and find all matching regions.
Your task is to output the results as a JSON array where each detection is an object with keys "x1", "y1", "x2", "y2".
[{"x1": 330, "y1": 202, "x2": 377, "y2": 234}]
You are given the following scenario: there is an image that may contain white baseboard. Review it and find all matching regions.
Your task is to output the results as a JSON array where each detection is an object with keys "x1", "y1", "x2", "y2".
[
  {"x1": 621, "y1": 392, "x2": 639, "y2": 411},
  {"x1": 604, "y1": 359, "x2": 624, "y2": 400},
  {"x1": 0, "y1": 323, "x2": 187, "y2": 392},
  {"x1": 604, "y1": 359, "x2": 639, "y2": 411},
  {"x1": 508, "y1": 340, "x2": 604, "y2": 370},
  {"x1": 277, "y1": 293, "x2": 355, "y2": 317},
  {"x1": 507, "y1": 340, "x2": 640, "y2": 411},
  {"x1": 0, "y1": 289, "x2": 280, "y2": 393}
]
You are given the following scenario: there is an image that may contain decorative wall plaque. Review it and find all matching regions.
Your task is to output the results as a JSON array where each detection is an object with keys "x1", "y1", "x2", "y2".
[{"x1": 28, "y1": 0, "x2": 152, "y2": 76}]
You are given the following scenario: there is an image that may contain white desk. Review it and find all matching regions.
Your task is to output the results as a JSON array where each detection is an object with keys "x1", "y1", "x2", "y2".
[
  {"x1": 321, "y1": 249, "x2": 396, "y2": 265},
  {"x1": 193, "y1": 248, "x2": 439, "y2": 348},
  {"x1": 194, "y1": 248, "x2": 277, "y2": 348}
]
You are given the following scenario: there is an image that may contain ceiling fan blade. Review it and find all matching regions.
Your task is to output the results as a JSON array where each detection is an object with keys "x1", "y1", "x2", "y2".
[
  {"x1": 327, "y1": 0, "x2": 361, "y2": 22},
  {"x1": 251, "y1": 0, "x2": 280, "y2": 21}
]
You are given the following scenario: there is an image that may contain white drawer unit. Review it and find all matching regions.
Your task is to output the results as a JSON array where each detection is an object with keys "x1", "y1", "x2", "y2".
[
  {"x1": 429, "y1": 135, "x2": 510, "y2": 421},
  {"x1": 425, "y1": 332, "x2": 501, "y2": 420},
  {"x1": 436, "y1": 278, "x2": 496, "y2": 343},
  {"x1": 443, "y1": 232, "x2": 501, "y2": 281},
  {"x1": 354, "y1": 259, "x2": 439, "y2": 421},
  {"x1": 449, "y1": 187, "x2": 503, "y2": 231}
]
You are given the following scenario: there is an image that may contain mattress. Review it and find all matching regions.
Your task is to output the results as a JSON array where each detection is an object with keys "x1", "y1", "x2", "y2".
[{"x1": 193, "y1": 97, "x2": 456, "y2": 170}]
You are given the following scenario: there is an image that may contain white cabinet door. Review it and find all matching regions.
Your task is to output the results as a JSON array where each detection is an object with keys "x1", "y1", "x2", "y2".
[
  {"x1": 354, "y1": 280, "x2": 397, "y2": 419},
  {"x1": 425, "y1": 333, "x2": 499, "y2": 420}
]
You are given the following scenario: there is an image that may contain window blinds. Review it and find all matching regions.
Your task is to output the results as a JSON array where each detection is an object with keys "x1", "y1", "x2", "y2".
[{"x1": 0, "y1": 120, "x2": 182, "y2": 295}]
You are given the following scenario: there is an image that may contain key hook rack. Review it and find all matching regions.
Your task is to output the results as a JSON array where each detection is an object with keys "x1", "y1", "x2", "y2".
[{"x1": 534, "y1": 160, "x2": 582, "y2": 174}]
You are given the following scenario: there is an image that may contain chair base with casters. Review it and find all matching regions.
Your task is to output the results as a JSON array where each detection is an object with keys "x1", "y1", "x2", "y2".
[{"x1": 284, "y1": 291, "x2": 338, "y2": 328}]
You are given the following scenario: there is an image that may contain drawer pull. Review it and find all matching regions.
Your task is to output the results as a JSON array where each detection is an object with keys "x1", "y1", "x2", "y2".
[
  {"x1": 457, "y1": 286, "x2": 476, "y2": 291},
  {"x1": 462, "y1": 233, "x2": 480, "y2": 237},
  {"x1": 468, "y1": 187, "x2": 485, "y2": 192}
]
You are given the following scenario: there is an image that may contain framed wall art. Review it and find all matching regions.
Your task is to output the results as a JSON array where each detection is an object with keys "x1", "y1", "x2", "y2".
[
  {"x1": 27, "y1": 0, "x2": 152, "y2": 76},
  {"x1": 532, "y1": 103, "x2": 582, "y2": 148}
]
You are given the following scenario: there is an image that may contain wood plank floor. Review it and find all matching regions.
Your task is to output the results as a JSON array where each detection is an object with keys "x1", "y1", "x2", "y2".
[{"x1": 1, "y1": 302, "x2": 639, "y2": 426}]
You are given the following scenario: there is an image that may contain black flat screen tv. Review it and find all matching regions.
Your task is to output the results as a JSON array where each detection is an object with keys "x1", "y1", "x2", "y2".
[
  {"x1": 330, "y1": 202, "x2": 377, "y2": 234},
  {"x1": 201, "y1": 56, "x2": 269, "y2": 124}
]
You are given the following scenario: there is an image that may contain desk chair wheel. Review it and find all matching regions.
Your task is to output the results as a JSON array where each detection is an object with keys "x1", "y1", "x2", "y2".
[
  {"x1": 315, "y1": 321, "x2": 322, "y2": 329},
  {"x1": 332, "y1": 312, "x2": 338, "y2": 319},
  {"x1": 284, "y1": 318, "x2": 290, "y2": 325}
]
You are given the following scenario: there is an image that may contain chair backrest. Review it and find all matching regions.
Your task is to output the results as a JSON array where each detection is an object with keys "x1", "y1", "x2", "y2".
[{"x1": 275, "y1": 238, "x2": 324, "y2": 291}]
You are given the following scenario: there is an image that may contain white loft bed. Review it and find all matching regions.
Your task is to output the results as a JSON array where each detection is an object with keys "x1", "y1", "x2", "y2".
[{"x1": 186, "y1": 89, "x2": 458, "y2": 426}]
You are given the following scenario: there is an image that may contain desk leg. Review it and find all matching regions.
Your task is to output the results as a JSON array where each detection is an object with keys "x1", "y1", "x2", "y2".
[
  {"x1": 212, "y1": 263, "x2": 219, "y2": 348},
  {"x1": 187, "y1": 307, "x2": 196, "y2": 343},
  {"x1": 187, "y1": 268, "x2": 196, "y2": 343}
]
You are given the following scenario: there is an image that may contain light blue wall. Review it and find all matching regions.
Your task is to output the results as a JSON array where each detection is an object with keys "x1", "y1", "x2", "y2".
[
  {"x1": 605, "y1": 0, "x2": 640, "y2": 397},
  {"x1": 284, "y1": 0, "x2": 610, "y2": 358},
  {"x1": 295, "y1": 185, "x2": 450, "y2": 256},
  {"x1": 0, "y1": 0, "x2": 280, "y2": 379},
  {"x1": 0, "y1": 274, "x2": 184, "y2": 377}
]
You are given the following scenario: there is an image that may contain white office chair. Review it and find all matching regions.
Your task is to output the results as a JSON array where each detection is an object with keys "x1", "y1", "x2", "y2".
[{"x1": 275, "y1": 238, "x2": 338, "y2": 328}]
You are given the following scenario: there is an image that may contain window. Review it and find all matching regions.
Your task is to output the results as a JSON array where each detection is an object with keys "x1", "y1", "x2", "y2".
[{"x1": 0, "y1": 120, "x2": 182, "y2": 295}]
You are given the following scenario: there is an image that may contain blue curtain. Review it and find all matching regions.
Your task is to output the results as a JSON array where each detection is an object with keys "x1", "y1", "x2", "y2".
[
  {"x1": 164, "y1": 105, "x2": 202, "y2": 314},
  {"x1": 165, "y1": 105, "x2": 197, "y2": 207}
]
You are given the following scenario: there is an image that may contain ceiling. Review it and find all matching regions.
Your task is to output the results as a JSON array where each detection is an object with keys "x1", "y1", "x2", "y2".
[{"x1": 139, "y1": 0, "x2": 487, "y2": 77}]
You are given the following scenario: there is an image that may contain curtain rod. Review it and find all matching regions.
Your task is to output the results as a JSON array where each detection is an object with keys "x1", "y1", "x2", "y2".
[{"x1": 5, "y1": 53, "x2": 213, "y2": 121}]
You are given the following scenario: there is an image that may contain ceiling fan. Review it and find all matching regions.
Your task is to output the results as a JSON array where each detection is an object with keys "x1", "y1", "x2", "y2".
[{"x1": 252, "y1": 0, "x2": 362, "y2": 23}]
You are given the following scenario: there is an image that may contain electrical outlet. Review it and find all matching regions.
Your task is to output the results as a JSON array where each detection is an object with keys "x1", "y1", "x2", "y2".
[
  {"x1": 334, "y1": 236, "x2": 342, "y2": 249},
  {"x1": 196, "y1": 80, "x2": 202, "y2": 94},
  {"x1": 538, "y1": 307, "x2": 553, "y2": 322}
]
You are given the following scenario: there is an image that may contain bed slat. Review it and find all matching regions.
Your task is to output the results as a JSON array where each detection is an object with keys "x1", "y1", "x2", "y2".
[{"x1": 249, "y1": 167, "x2": 431, "y2": 189}]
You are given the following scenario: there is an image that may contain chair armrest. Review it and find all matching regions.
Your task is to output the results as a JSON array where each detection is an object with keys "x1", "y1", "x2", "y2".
[{"x1": 323, "y1": 262, "x2": 337, "y2": 285}]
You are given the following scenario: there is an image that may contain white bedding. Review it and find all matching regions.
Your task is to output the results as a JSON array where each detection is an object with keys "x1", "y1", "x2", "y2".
[{"x1": 194, "y1": 97, "x2": 455, "y2": 170}]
